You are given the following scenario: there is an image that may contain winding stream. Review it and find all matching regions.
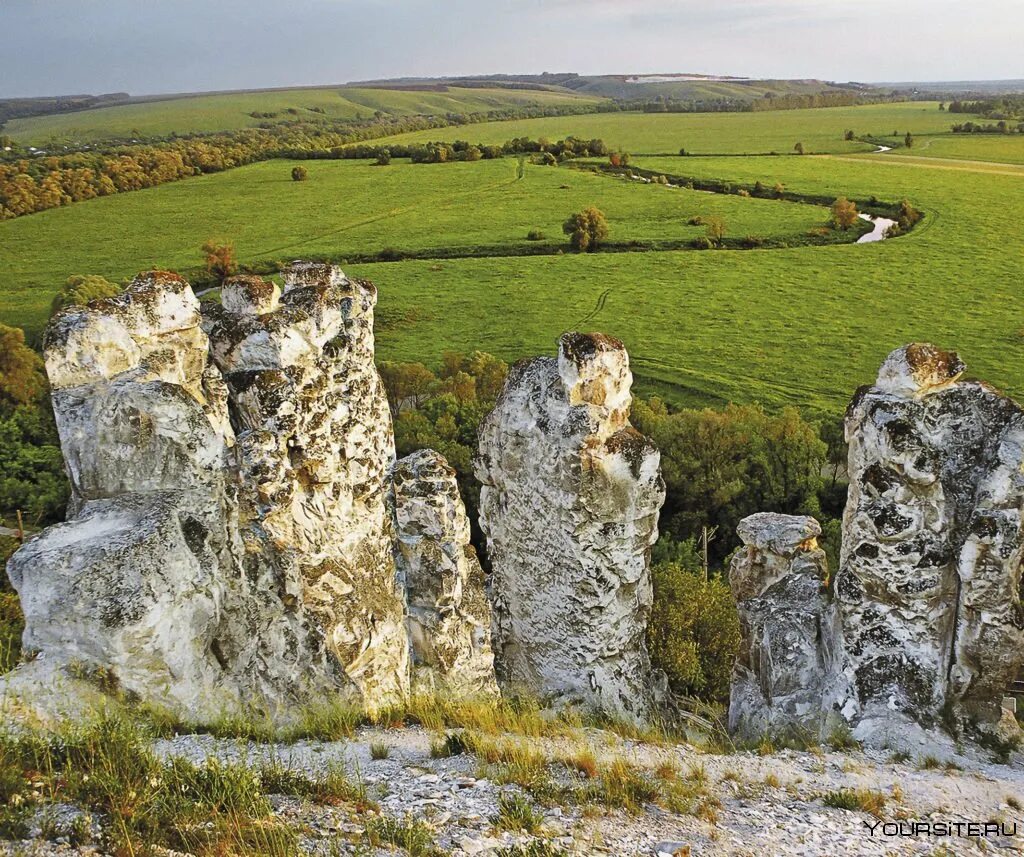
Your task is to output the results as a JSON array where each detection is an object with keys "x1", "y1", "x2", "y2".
[{"x1": 857, "y1": 213, "x2": 897, "y2": 243}]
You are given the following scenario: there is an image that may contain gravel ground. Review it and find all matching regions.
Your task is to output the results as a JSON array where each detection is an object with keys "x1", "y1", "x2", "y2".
[{"x1": 3, "y1": 725, "x2": 1023, "y2": 856}]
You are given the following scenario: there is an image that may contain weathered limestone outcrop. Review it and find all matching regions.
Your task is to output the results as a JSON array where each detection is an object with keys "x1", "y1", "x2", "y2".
[
  {"x1": 204, "y1": 263, "x2": 408, "y2": 707},
  {"x1": 5, "y1": 265, "x2": 408, "y2": 719},
  {"x1": 7, "y1": 273, "x2": 249, "y2": 715},
  {"x1": 838, "y1": 343, "x2": 1024, "y2": 746},
  {"x1": 392, "y1": 449, "x2": 498, "y2": 699},
  {"x1": 729, "y1": 344, "x2": 1024, "y2": 751},
  {"x1": 475, "y1": 332, "x2": 665, "y2": 721},
  {"x1": 728, "y1": 513, "x2": 841, "y2": 742}
]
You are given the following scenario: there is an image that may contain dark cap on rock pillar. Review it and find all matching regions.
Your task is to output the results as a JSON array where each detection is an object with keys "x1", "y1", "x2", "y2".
[{"x1": 875, "y1": 343, "x2": 966, "y2": 398}]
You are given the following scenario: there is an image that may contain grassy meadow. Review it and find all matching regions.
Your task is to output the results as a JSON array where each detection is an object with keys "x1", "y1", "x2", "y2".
[
  {"x1": 884, "y1": 133, "x2": 1024, "y2": 165},
  {"x1": 1, "y1": 102, "x2": 1022, "y2": 414},
  {"x1": 374, "y1": 102, "x2": 962, "y2": 155},
  {"x1": 4, "y1": 86, "x2": 603, "y2": 145},
  {"x1": 0, "y1": 158, "x2": 834, "y2": 335}
]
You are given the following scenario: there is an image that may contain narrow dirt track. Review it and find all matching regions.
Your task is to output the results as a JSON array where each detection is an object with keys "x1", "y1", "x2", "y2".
[{"x1": 819, "y1": 153, "x2": 1024, "y2": 178}]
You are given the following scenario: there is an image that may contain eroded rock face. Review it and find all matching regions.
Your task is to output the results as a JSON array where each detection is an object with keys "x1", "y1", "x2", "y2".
[
  {"x1": 475, "y1": 332, "x2": 665, "y2": 721},
  {"x1": 42, "y1": 272, "x2": 232, "y2": 514},
  {"x1": 838, "y1": 343, "x2": 1024, "y2": 744},
  {"x1": 393, "y1": 449, "x2": 498, "y2": 699},
  {"x1": 728, "y1": 513, "x2": 841, "y2": 742},
  {"x1": 6, "y1": 265, "x2": 407, "y2": 719},
  {"x1": 204, "y1": 264, "x2": 407, "y2": 708},
  {"x1": 728, "y1": 344, "x2": 1024, "y2": 751},
  {"x1": 7, "y1": 492, "x2": 239, "y2": 715}
]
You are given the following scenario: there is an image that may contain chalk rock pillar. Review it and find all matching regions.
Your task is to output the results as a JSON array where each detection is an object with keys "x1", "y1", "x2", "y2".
[
  {"x1": 475, "y1": 332, "x2": 665, "y2": 721},
  {"x1": 728, "y1": 513, "x2": 839, "y2": 742},
  {"x1": 204, "y1": 263, "x2": 408, "y2": 708},
  {"x1": 6, "y1": 264, "x2": 415, "y2": 721},
  {"x1": 7, "y1": 273, "x2": 240, "y2": 715},
  {"x1": 838, "y1": 343, "x2": 1024, "y2": 743},
  {"x1": 393, "y1": 449, "x2": 498, "y2": 699}
]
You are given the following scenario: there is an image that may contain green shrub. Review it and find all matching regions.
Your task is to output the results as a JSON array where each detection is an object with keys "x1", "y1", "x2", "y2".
[
  {"x1": 690, "y1": 236, "x2": 713, "y2": 250},
  {"x1": 50, "y1": 274, "x2": 121, "y2": 317},
  {"x1": 647, "y1": 563, "x2": 740, "y2": 700},
  {"x1": 290, "y1": 165, "x2": 308, "y2": 181},
  {"x1": 526, "y1": 229, "x2": 546, "y2": 241},
  {"x1": 562, "y1": 206, "x2": 609, "y2": 252}
]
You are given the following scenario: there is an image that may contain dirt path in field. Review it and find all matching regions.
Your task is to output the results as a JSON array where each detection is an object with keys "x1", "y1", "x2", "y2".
[{"x1": 820, "y1": 153, "x2": 1024, "y2": 177}]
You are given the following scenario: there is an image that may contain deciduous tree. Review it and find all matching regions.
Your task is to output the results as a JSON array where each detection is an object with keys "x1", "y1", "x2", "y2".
[
  {"x1": 0, "y1": 325, "x2": 46, "y2": 409},
  {"x1": 200, "y1": 240, "x2": 237, "y2": 283},
  {"x1": 705, "y1": 215, "x2": 726, "y2": 245},
  {"x1": 562, "y1": 207, "x2": 609, "y2": 252},
  {"x1": 831, "y1": 196, "x2": 859, "y2": 230}
]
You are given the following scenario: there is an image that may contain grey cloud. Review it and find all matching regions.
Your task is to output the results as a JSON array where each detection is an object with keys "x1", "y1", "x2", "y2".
[{"x1": 1, "y1": 0, "x2": 1021, "y2": 97}]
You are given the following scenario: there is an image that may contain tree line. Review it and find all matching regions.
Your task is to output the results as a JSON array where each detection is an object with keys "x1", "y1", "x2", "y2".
[
  {"x1": 951, "y1": 120, "x2": 1024, "y2": 134},
  {"x1": 948, "y1": 96, "x2": 1024, "y2": 121},
  {"x1": 625, "y1": 90, "x2": 905, "y2": 114},
  {"x1": 0, "y1": 103, "x2": 604, "y2": 220}
]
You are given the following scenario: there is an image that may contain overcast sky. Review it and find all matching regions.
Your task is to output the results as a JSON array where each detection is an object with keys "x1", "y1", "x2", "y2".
[{"x1": 3, "y1": 0, "x2": 1022, "y2": 98}]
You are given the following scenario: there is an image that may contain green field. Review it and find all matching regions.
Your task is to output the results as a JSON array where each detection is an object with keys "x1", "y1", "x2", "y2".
[
  {"x1": 883, "y1": 132, "x2": 1024, "y2": 165},
  {"x1": 3, "y1": 86, "x2": 603, "y2": 145},
  {"x1": 375, "y1": 102, "x2": 966, "y2": 155},
  {"x1": 0, "y1": 158, "x2": 836, "y2": 336},
  {"x1": 2, "y1": 103, "x2": 1022, "y2": 415}
]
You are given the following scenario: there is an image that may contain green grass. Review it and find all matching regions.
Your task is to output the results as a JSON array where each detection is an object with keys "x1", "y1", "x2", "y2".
[
  {"x1": 0, "y1": 714, "x2": 303, "y2": 855},
  {"x1": 568, "y1": 76, "x2": 851, "y2": 101},
  {"x1": 884, "y1": 133, "x2": 1024, "y2": 165},
  {"x1": 374, "y1": 102, "x2": 973, "y2": 155},
  {"x1": 821, "y1": 787, "x2": 887, "y2": 818},
  {"x1": 494, "y1": 792, "x2": 543, "y2": 833},
  {"x1": 5, "y1": 86, "x2": 603, "y2": 145},
  {"x1": 3, "y1": 102, "x2": 1023, "y2": 415},
  {"x1": 364, "y1": 813, "x2": 443, "y2": 856},
  {"x1": 0, "y1": 157, "x2": 832, "y2": 336}
]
